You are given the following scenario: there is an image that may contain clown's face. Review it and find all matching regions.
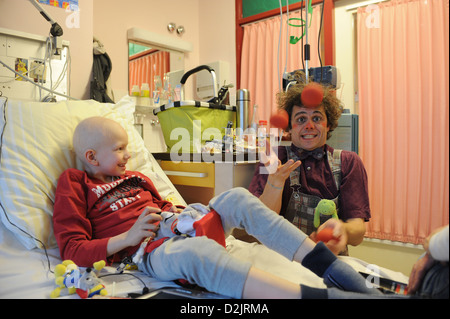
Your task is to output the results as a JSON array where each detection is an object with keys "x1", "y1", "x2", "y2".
[{"x1": 290, "y1": 104, "x2": 330, "y2": 151}]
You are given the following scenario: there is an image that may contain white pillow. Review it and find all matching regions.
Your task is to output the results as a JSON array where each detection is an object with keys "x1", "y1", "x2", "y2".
[{"x1": 0, "y1": 97, "x2": 185, "y2": 250}]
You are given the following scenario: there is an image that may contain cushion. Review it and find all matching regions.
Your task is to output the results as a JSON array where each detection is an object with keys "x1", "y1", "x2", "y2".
[{"x1": 0, "y1": 96, "x2": 185, "y2": 250}]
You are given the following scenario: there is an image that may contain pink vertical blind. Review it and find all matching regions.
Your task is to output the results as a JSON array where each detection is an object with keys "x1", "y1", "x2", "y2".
[
  {"x1": 129, "y1": 50, "x2": 170, "y2": 95},
  {"x1": 357, "y1": 0, "x2": 449, "y2": 243},
  {"x1": 240, "y1": 5, "x2": 323, "y2": 123}
]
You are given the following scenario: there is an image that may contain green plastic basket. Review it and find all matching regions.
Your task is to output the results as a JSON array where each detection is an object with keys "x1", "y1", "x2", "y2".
[{"x1": 153, "y1": 100, "x2": 236, "y2": 152}]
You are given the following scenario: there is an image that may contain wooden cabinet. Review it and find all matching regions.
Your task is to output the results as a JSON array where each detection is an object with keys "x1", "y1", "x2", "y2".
[
  {"x1": 159, "y1": 161, "x2": 215, "y2": 188},
  {"x1": 157, "y1": 158, "x2": 257, "y2": 205}
]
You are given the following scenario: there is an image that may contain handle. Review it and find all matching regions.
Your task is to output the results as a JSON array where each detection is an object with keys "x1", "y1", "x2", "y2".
[
  {"x1": 179, "y1": 65, "x2": 217, "y2": 102},
  {"x1": 180, "y1": 65, "x2": 214, "y2": 84},
  {"x1": 163, "y1": 170, "x2": 208, "y2": 178}
]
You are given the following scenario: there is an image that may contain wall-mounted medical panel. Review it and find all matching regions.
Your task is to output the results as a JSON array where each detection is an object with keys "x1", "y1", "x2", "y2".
[{"x1": 0, "y1": 27, "x2": 69, "y2": 101}]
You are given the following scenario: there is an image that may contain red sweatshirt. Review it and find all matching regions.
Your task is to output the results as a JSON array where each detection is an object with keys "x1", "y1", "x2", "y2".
[{"x1": 53, "y1": 168, "x2": 173, "y2": 266}]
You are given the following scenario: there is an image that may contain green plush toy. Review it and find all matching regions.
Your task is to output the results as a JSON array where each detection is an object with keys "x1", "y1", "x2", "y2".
[{"x1": 314, "y1": 199, "x2": 338, "y2": 228}]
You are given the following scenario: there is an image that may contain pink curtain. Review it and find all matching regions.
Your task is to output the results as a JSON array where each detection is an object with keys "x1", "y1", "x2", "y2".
[
  {"x1": 240, "y1": 5, "x2": 323, "y2": 123},
  {"x1": 357, "y1": 0, "x2": 449, "y2": 243},
  {"x1": 129, "y1": 50, "x2": 170, "y2": 95}
]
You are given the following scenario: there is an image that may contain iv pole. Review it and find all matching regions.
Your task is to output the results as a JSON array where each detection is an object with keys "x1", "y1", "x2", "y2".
[{"x1": 304, "y1": 0, "x2": 310, "y2": 83}]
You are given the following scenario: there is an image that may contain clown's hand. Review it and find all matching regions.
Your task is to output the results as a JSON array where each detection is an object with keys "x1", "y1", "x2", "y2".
[
  {"x1": 311, "y1": 218, "x2": 347, "y2": 255},
  {"x1": 260, "y1": 152, "x2": 301, "y2": 193},
  {"x1": 258, "y1": 146, "x2": 280, "y2": 175}
]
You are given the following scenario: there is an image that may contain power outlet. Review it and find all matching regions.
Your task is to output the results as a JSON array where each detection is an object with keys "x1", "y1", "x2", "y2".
[{"x1": 29, "y1": 61, "x2": 46, "y2": 82}]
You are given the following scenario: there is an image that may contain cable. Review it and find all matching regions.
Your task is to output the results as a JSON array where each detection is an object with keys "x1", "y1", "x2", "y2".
[
  {"x1": 67, "y1": 45, "x2": 72, "y2": 98},
  {"x1": 284, "y1": 0, "x2": 290, "y2": 78},
  {"x1": 300, "y1": 1, "x2": 305, "y2": 72},
  {"x1": 304, "y1": 0, "x2": 310, "y2": 82},
  {"x1": 0, "y1": 200, "x2": 54, "y2": 274},
  {"x1": 317, "y1": 0, "x2": 325, "y2": 83},
  {"x1": 42, "y1": 37, "x2": 71, "y2": 102},
  {"x1": 45, "y1": 36, "x2": 54, "y2": 101},
  {"x1": 0, "y1": 96, "x2": 7, "y2": 165},
  {"x1": 278, "y1": 0, "x2": 293, "y2": 92},
  {"x1": 0, "y1": 58, "x2": 78, "y2": 100},
  {"x1": 278, "y1": 0, "x2": 283, "y2": 93},
  {"x1": 98, "y1": 272, "x2": 149, "y2": 294},
  {"x1": 0, "y1": 97, "x2": 53, "y2": 273}
]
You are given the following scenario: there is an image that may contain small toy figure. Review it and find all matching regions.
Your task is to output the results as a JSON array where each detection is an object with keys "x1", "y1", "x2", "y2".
[
  {"x1": 132, "y1": 205, "x2": 226, "y2": 265},
  {"x1": 313, "y1": 199, "x2": 339, "y2": 228},
  {"x1": 314, "y1": 199, "x2": 340, "y2": 243},
  {"x1": 76, "y1": 266, "x2": 108, "y2": 299},
  {"x1": 50, "y1": 260, "x2": 107, "y2": 298}
]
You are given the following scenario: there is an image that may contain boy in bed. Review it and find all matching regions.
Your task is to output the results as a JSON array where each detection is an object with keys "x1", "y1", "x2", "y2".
[{"x1": 53, "y1": 116, "x2": 384, "y2": 299}]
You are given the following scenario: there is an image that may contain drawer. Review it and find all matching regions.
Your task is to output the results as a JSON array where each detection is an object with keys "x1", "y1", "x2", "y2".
[{"x1": 159, "y1": 161, "x2": 215, "y2": 188}]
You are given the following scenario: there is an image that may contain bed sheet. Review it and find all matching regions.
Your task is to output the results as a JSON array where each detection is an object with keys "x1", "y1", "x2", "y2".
[
  {"x1": 0, "y1": 221, "x2": 179, "y2": 299},
  {"x1": 1, "y1": 218, "x2": 409, "y2": 299}
]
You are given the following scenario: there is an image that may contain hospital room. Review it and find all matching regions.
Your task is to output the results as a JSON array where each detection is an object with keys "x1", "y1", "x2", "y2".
[{"x1": 0, "y1": 0, "x2": 448, "y2": 304}]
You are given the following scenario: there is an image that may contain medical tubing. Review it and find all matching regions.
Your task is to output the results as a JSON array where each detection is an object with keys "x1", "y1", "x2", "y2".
[
  {"x1": 284, "y1": 0, "x2": 290, "y2": 77},
  {"x1": 318, "y1": 0, "x2": 325, "y2": 82},
  {"x1": 278, "y1": 0, "x2": 283, "y2": 93},
  {"x1": 0, "y1": 96, "x2": 6, "y2": 164},
  {"x1": 0, "y1": 58, "x2": 78, "y2": 100},
  {"x1": 305, "y1": 0, "x2": 309, "y2": 81},
  {"x1": 301, "y1": 1, "x2": 305, "y2": 71}
]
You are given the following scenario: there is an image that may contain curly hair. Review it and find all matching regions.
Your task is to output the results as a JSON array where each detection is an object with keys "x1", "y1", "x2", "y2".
[{"x1": 277, "y1": 72, "x2": 344, "y2": 140}]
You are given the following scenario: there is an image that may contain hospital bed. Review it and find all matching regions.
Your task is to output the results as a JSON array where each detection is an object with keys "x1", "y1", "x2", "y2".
[{"x1": 0, "y1": 96, "x2": 409, "y2": 299}]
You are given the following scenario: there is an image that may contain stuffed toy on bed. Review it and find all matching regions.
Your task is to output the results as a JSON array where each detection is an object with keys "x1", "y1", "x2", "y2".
[
  {"x1": 132, "y1": 204, "x2": 226, "y2": 265},
  {"x1": 50, "y1": 260, "x2": 107, "y2": 299}
]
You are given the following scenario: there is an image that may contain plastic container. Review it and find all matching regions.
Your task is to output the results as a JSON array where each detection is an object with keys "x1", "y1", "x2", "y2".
[
  {"x1": 258, "y1": 120, "x2": 268, "y2": 150},
  {"x1": 131, "y1": 85, "x2": 140, "y2": 96},
  {"x1": 141, "y1": 83, "x2": 150, "y2": 97},
  {"x1": 250, "y1": 104, "x2": 259, "y2": 132}
]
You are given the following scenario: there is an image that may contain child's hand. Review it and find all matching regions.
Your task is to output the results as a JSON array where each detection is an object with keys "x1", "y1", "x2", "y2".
[
  {"x1": 106, "y1": 207, "x2": 162, "y2": 257},
  {"x1": 125, "y1": 207, "x2": 163, "y2": 247},
  {"x1": 169, "y1": 205, "x2": 183, "y2": 214},
  {"x1": 107, "y1": 207, "x2": 163, "y2": 257}
]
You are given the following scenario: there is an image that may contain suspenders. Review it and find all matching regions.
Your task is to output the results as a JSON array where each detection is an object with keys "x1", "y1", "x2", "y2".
[
  {"x1": 285, "y1": 147, "x2": 342, "y2": 235},
  {"x1": 330, "y1": 149, "x2": 342, "y2": 191}
]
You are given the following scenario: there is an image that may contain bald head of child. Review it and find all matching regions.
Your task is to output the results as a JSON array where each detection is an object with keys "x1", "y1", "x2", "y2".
[{"x1": 73, "y1": 117, "x2": 130, "y2": 182}]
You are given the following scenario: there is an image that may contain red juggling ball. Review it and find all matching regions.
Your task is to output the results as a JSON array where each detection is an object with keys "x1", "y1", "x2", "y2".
[
  {"x1": 315, "y1": 228, "x2": 337, "y2": 243},
  {"x1": 269, "y1": 109, "x2": 289, "y2": 130},
  {"x1": 301, "y1": 82, "x2": 324, "y2": 108}
]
